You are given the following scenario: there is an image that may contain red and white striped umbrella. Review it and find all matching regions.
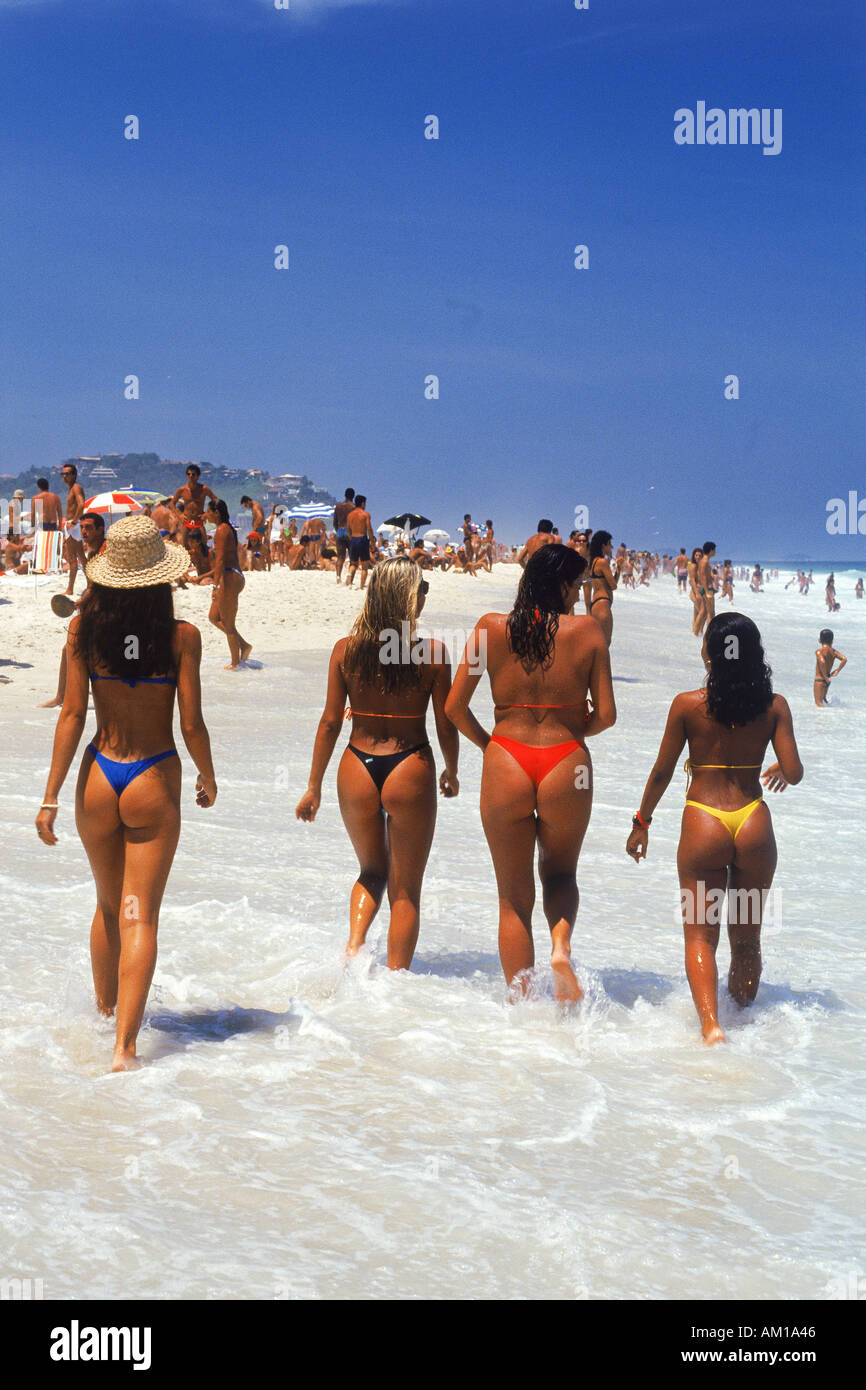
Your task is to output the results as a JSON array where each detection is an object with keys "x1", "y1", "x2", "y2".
[{"x1": 84, "y1": 491, "x2": 147, "y2": 514}]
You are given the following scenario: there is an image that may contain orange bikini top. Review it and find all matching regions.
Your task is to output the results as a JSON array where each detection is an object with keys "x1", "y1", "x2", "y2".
[{"x1": 344, "y1": 708, "x2": 424, "y2": 719}]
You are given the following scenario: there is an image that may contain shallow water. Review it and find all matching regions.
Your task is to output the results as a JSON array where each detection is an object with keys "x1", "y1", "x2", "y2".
[{"x1": 3, "y1": 569, "x2": 864, "y2": 1299}]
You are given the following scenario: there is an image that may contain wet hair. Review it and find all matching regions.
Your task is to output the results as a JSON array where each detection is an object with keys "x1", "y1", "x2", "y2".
[
  {"x1": 704, "y1": 613, "x2": 773, "y2": 727},
  {"x1": 74, "y1": 584, "x2": 176, "y2": 681},
  {"x1": 37, "y1": 477, "x2": 49, "y2": 490},
  {"x1": 702, "y1": 540, "x2": 716, "y2": 554},
  {"x1": 186, "y1": 464, "x2": 201, "y2": 478},
  {"x1": 537, "y1": 519, "x2": 553, "y2": 533},
  {"x1": 80, "y1": 511, "x2": 105, "y2": 531},
  {"x1": 506, "y1": 544, "x2": 586, "y2": 671},
  {"x1": 589, "y1": 530, "x2": 612, "y2": 560},
  {"x1": 343, "y1": 556, "x2": 425, "y2": 695},
  {"x1": 819, "y1": 628, "x2": 833, "y2": 644}
]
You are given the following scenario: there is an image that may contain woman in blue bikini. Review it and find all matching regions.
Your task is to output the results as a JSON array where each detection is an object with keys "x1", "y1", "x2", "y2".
[
  {"x1": 296, "y1": 557, "x2": 459, "y2": 968},
  {"x1": 36, "y1": 515, "x2": 217, "y2": 1071},
  {"x1": 626, "y1": 612, "x2": 803, "y2": 1045}
]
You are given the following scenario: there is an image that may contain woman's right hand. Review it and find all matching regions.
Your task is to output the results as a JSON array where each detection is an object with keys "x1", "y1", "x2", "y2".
[
  {"x1": 296, "y1": 789, "x2": 320, "y2": 821},
  {"x1": 196, "y1": 774, "x2": 218, "y2": 807},
  {"x1": 761, "y1": 762, "x2": 789, "y2": 793}
]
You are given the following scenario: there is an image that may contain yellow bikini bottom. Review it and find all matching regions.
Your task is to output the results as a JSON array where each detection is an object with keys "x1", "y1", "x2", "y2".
[{"x1": 685, "y1": 797, "x2": 763, "y2": 839}]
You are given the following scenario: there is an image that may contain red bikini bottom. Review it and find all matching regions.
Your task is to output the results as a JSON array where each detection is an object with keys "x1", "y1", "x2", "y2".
[{"x1": 488, "y1": 734, "x2": 586, "y2": 789}]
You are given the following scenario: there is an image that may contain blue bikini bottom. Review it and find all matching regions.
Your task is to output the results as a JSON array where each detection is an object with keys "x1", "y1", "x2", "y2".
[{"x1": 88, "y1": 744, "x2": 178, "y2": 795}]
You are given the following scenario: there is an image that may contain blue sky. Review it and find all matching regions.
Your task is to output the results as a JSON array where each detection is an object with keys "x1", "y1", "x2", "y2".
[{"x1": 1, "y1": 0, "x2": 863, "y2": 554}]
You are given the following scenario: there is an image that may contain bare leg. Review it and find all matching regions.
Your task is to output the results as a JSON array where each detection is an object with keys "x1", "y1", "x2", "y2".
[
  {"x1": 678, "y1": 807, "x2": 733, "y2": 1044},
  {"x1": 727, "y1": 806, "x2": 776, "y2": 1006},
  {"x1": 381, "y1": 749, "x2": 437, "y2": 969},
  {"x1": 480, "y1": 743, "x2": 539, "y2": 993},
  {"x1": 337, "y1": 749, "x2": 389, "y2": 956},
  {"x1": 76, "y1": 751, "x2": 181, "y2": 1070},
  {"x1": 536, "y1": 748, "x2": 593, "y2": 1003}
]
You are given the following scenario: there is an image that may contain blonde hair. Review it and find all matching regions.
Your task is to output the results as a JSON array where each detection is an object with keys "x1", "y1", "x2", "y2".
[{"x1": 343, "y1": 556, "x2": 424, "y2": 693}]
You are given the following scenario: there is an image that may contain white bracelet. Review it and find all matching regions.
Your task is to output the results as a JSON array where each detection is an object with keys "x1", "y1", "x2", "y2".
[{"x1": 41, "y1": 802, "x2": 58, "y2": 809}]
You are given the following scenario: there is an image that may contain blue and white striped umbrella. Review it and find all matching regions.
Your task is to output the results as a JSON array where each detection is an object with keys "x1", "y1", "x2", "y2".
[{"x1": 286, "y1": 502, "x2": 334, "y2": 519}]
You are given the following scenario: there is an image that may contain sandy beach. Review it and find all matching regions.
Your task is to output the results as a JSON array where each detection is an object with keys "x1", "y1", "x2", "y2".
[{"x1": 2, "y1": 563, "x2": 864, "y2": 1299}]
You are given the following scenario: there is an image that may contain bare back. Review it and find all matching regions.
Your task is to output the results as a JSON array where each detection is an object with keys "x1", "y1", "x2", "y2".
[{"x1": 481, "y1": 612, "x2": 609, "y2": 744}]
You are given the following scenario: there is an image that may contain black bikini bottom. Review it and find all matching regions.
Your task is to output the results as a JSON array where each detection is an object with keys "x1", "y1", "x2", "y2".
[{"x1": 348, "y1": 742, "x2": 430, "y2": 795}]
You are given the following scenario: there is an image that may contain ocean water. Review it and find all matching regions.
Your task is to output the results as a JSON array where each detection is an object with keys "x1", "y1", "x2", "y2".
[{"x1": 3, "y1": 569, "x2": 864, "y2": 1300}]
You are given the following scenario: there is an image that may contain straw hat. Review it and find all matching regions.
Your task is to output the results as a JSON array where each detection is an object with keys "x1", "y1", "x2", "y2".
[{"x1": 86, "y1": 514, "x2": 190, "y2": 588}]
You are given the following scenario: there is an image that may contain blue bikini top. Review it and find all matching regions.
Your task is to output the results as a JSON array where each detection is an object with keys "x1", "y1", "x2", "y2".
[{"x1": 90, "y1": 672, "x2": 176, "y2": 688}]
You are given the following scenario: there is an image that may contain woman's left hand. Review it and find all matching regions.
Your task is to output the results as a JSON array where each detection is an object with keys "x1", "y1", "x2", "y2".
[{"x1": 36, "y1": 806, "x2": 58, "y2": 846}]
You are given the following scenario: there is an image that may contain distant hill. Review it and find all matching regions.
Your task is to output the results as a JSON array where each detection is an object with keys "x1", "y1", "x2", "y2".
[{"x1": 1, "y1": 453, "x2": 336, "y2": 517}]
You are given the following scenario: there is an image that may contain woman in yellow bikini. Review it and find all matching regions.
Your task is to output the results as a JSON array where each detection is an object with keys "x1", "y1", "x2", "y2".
[{"x1": 626, "y1": 612, "x2": 803, "y2": 1045}]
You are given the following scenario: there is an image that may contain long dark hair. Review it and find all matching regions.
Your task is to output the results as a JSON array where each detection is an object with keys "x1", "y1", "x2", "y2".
[
  {"x1": 209, "y1": 497, "x2": 237, "y2": 540},
  {"x1": 506, "y1": 545, "x2": 586, "y2": 671},
  {"x1": 75, "y1": 584, "x2": 177, "y2": 680},
  {"x1": 705, "y1": 613, "x2": 773, "y2": 726},
  {"x1": 589, "y1": 530, "x2": 612, "y2": 561}
]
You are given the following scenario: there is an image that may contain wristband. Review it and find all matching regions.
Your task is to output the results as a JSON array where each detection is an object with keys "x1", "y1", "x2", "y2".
[
  {"x1": 41, "y1": 803, "x2": 59, "y2": 809},
  {"x1": 633, "y1": 811, "x2": 651, "y2": 828}
]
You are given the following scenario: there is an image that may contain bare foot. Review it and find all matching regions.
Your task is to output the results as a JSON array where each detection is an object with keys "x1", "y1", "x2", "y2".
[
  {"x1": 38, "y1": 696, "x2": 62, "y2": 708},
  {"x1": 702, "y1": 1023, "x2": 726, "y2": 1046},
  {"x1": 551, "y1": 948, "x2": 583, "y2": 1004},
  {"x1": 111, "y1": 1049, "x2": 142, "y2": 1072},
  {"x1": 240, "y1": 641, "x2": 253, "y2": 661}
]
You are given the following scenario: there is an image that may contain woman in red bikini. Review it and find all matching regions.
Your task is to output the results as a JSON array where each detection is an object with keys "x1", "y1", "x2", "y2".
[
  {"x1": 626, "y1": 612, "x2": 803, "y2": 1045},
  {"x1": 445, "y1": 546, "x2": 616, "y2": 1001},
  {"x1": 35, "y1": 516, "x2": 218, "y2": 1072},
  {"x1": 296, "y1": 557, "x2": 459, "y2": 968}
]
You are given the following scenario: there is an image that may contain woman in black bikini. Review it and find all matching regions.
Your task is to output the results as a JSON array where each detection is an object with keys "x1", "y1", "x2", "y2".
[
  {"x1": 206, "y1": 499, "x2": 251, "y2": 670},
  {"x1": 35, "y1": 516, "x2": 218, "y2": 1071},
  {"x1": 587, "y1": 530, "x2": 618, "y2": 646},
  {"x1": 446, "y1": 546, "x2": 616, "y2": 1001},
  {"x1": 296, "y1": 557, "x2": 459, "y2": 968}
]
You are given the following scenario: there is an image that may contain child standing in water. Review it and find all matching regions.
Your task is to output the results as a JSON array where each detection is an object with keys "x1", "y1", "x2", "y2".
[{"x1": 814, "y1": 629, "x2": 847, "y2": 706}]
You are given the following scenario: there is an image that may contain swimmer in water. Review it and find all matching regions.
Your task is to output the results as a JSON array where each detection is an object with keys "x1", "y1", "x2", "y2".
[
  {"x1": 813, "y1": 628, "x2": 846, "y2": 706},
  {"x1": 626, "y1": 612, "x2": 803, "y2": 1045},
  {"x1": 296, "y1": 557, "x2": 459, "y2": 968},
  {"x1": 446, "y1": 545, "x2": 616, "y2": 1003},
  {"x1": 35, "y1": 516, "x2": 217, "y2": 1072}
]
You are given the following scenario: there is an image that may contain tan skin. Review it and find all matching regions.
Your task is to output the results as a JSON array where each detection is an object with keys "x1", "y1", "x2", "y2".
[
  {"x1": 296, "y1": 593, "x2": 459, "y2": 969},
  {"x1": 61, "y1": 468, "x2": 87, "y2": 595},
  {"x1": 814, "y1": 642, "x2": 846, "y2": 706},
  {"x1": 626, "y1": 648, "x2": 802, "y2": 1046},
  {"x1": 206, "y1": 506, "x2": 251, "y2": 669},
  {"x1": 36, "y1": 609, "x2": 217, "y2": 1072},
  {"x1": 345, "y1": 506, "x2": 376, "y2": 589},
  {"x1": 446, "y1": 581, "x2": 616, "y2": 1002},
  {"x1": 517, "y1": 531, "x2": 553, "y2": 568},
  {"x1": 32, "y1": 488, "x2": 63, "y2": 529},
  {"x1": 588, "y1": 541, "x2": 618, "y2": 647},
  {"x1": 39, "y1": 517, "x2": 105, "y2": 707},
  {"x1": 688, "y1": 549, "x2": 705, "y2": 634}
]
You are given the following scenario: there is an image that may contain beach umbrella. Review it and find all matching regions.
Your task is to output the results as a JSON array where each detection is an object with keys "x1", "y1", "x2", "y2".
[
  {"x1": 84, "y1": 490, "x2": 146, "y2": 515},
  {"x1": 384, "y1": 512, "x2": 431, "y2": 532},
  {"x1": 376, "y1": 522, "x2": 400, "y2": 536},
  {"x1": 423, "y1": 528, "x2": 449, "y2": 543},
  {"x1": 287, "y1": 502, "x2": 334, "y2": 519}
]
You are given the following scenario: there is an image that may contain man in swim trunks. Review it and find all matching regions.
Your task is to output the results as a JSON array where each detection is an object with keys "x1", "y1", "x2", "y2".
[
  {"x1": 517, "y1": 519, "x2": 554, "y2": 568},
  {"x1": 345, "y1": 494, "x2": 376, "y2": 589},
  {"x1": 814, "y1": 628, "x2": 847, "y2": 706},
  {"x1": 59, "y1": 463, "x2": 87, "y2": 595},
  {"x1": 301, "y1": 514, "x2": 327, "y2": 566},
  {"x1": 31, "y1": 478, "x2": 63, "y2": 532},
  {"x1": 40, "y1": 512, "x2": 106, "y2": 707},
  {"x1": 460, "y1": 514, "x2": 476, "y2": 561},
  {"x1": 173, "y1": 465, "x2": 217, "y2": 570},
  {"x1": 333, "y1": 488, "x2": 355, "y2": 583}
]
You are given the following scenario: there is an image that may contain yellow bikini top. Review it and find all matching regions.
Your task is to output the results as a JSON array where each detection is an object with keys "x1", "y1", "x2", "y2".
[{"x1": 684, "y1": 758, "x2": 762, "y2": 789}]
